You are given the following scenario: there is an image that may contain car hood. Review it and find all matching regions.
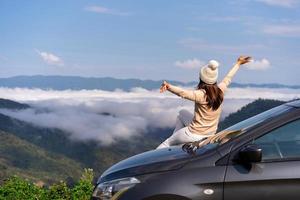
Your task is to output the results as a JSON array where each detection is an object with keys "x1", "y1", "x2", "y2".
[{"x1": 98, "y1": 144, "x2": 216, "y2": 183}]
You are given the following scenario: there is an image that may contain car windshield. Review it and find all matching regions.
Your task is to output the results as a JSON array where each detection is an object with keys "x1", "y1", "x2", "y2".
[
  {"x1": 224, "y1": 105, "x2": 290, "y2": 132},
  {"x1": 206, "y1": 104, "x2": 292, "y2": 146}
]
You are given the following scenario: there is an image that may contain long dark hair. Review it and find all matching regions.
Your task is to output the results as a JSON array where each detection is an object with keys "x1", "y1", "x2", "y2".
[{"x1": 197, "y1": 80, "x2": 224, "y2": 110}]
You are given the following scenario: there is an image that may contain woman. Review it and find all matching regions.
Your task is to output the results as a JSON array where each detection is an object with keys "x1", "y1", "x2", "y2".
[{"x1": 157, "y1": 56, "x2": 252, "y2": 149}]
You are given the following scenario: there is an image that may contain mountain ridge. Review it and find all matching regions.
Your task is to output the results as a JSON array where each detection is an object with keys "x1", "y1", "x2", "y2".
[{"x1": 0, "y1": 75, "x2": 299, "y2": 91}]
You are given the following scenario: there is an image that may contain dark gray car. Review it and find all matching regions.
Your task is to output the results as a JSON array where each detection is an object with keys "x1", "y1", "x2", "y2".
[{"x1": 92, "y1": 100, "x2": 300, "y2": 200}]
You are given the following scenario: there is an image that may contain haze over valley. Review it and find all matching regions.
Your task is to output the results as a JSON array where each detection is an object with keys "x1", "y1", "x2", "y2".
[{"x1": 0, "y1": 77, "x2": 299, "y2": 145}]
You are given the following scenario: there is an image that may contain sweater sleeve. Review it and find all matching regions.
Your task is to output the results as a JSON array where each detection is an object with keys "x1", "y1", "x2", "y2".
[
  {"x1": 218, "y1": 63, "x2": 240, "y2": 93},
  {"x1": 168, "y1": 85, "x2": 205, "y2": 103}
]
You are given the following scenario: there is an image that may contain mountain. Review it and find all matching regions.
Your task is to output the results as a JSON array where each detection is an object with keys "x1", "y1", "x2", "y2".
[
  {"x1": 0, "y1": 75, "x2": 299, "y2": 91},
  {"x1": 0, "y1": 98, "x2": 30, "y2": 110},
  {"x1": 0, "y1": 98, "x2": 287, "y2": 184},
  {"x1": 0, "y1": 100, "x2": 83, "y2": 184},
  {"x1": 0, "y1": 130, "x2": 83, "y2": 185},
  {"x1": 0, "y1": 76, "x2": 182, "y2": 91},
  {"x1": 0, "y1": 99, "x2": 160, "y2": 184}
]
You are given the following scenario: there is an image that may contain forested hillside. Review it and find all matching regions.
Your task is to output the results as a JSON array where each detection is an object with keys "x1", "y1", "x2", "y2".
[{"x1": 0, "y1": 98, "x2": 287, "y2": 184}]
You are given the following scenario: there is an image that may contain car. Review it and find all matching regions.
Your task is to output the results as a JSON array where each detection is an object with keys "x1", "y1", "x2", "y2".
[{"x1": 92, "y1": 100, "x2": 300, "y2": 200}]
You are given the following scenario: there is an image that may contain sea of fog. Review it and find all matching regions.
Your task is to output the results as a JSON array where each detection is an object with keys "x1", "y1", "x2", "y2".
[{"x1": 0, "y1": 87, "x2": 299, "y2": 145}]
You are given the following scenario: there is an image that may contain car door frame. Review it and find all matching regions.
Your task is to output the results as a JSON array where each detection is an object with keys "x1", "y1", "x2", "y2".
[
  {"x1": 225, "y1": 107, "x2": 300, "y2": 164},
  {"x1": 215, "y1": 106, "x2": 300, "y2": 165},
  {"x1": 218, "y1": 107, "x2": 300, "y2": 200}
]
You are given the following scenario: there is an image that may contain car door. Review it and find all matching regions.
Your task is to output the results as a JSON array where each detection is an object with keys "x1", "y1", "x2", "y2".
[{"x1": 224, "y1": 118, "x2": 300, "y2": 200}]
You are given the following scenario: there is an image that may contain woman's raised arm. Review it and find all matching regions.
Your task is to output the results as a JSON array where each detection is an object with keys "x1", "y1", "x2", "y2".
[{"x1": 218, "y1": 56, "x2": 252, "y2": 92}]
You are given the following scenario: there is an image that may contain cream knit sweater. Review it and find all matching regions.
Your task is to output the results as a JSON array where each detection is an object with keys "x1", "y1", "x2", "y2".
[{"x1": 168, "y1": 63, "x2": 240, "y2": 136}]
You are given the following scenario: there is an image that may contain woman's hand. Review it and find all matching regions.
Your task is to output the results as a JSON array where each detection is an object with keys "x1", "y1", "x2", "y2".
[
  {"x1": 160, "y1": 81, "x2": 170, "y2": 93},
  {"x1": 237, "y1": 56, "x2": 252, "y2": 65}
]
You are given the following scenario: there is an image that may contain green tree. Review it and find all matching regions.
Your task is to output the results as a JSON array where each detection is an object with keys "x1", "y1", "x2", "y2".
[
  {"x1": 0, "y1": 176, "x2": 44, "y2": 200},
  {"x1": 71, "y1": 168, "x2": 94, "y2": 200},
  {"x1": 46, "y1": 181, "x2": 71, "y2": 200}
]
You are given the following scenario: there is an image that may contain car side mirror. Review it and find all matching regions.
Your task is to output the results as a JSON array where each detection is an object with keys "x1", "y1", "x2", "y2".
[{"x1": 238, "y1": 144, "x2": 262, "y2": 163}]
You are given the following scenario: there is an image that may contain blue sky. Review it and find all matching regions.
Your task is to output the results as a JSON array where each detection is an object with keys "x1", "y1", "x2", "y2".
[{"x1": 1, "y1": 0, "x2": 300, "y2": 84}]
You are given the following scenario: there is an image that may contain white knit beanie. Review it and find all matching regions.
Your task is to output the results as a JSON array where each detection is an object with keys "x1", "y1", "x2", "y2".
[{"x1": 200, "y1": 60, "x2": 219, "y2": 84}]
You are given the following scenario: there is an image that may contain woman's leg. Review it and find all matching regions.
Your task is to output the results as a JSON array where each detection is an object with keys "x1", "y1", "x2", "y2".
[
  {"x1": 157, "y1": 127, "x2": 196, "y2": 149},
  {"x1": 178, "y1": 109, "x2": 193, "y2": 127},
  {"x1": 157, "y1": 109, "x2": 194, "y2": 149},
  {"x1": 173, "y1": 109, "x2": 193, "y2": 133}
]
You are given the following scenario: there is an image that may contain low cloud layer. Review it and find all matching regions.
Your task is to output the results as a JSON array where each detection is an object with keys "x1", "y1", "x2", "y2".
[{"x1": 0, "y1": 87, "x2": 299, "y2": 145}]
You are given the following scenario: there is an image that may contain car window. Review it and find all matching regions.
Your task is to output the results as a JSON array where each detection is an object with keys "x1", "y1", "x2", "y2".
[{"x1": 253, "y1": 119, "x2": 300, "y2": 161}]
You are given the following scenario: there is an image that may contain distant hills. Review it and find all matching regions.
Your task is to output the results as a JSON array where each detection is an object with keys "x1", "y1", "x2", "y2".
[
  {"x1": 0, "y1": 98, "x2": 287, "y2": 184},
  {"x1": 0, "y1": 75, "x2": 299, "y2": 91}
]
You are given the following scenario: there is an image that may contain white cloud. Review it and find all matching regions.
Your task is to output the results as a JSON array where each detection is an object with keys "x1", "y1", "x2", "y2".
[
  {"x1": 226, "y1": 87, "x2": 300, "y2": 100},
  {"x1": 245, "y1": 58, "x2": 271, "y2": 70},
  {"x1": 262, "y1": 24, "x2": 300, "y2": 37},
  {"x1": 0, "y1": 87, "x2": 299, "y2": 145},
  {"x1": 35, "y1": 49, "x2": 64, "y2": 66},
  {"x1": 256, "y1": 0, "x2": 299, "y2": 8},
  {"x1": 174, "y1": 58, "x2": 205, "y2": 69},
  {"x1": 84, "y1": 5, "x2": 130, "y2": 16}
]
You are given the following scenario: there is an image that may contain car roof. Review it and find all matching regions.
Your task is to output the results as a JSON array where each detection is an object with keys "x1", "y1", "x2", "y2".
[{"x1": 286, "y1": 99, "x2": 300, "y2": 108}]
